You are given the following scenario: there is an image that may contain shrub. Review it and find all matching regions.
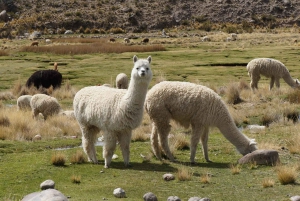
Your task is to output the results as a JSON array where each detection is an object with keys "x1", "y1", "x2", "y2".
[
  {"x1": 51, "y1": 152, "x2": 66, "y2": 166},
  {"x1": 276, "y1": 165, "x2": 297, "y2": 185},
  {"x1": 200, "y1": 21, "x2": 212, "y2": 32},
  {"x1": 108, "y1": 27, "x2": 125, "y2": 34}
]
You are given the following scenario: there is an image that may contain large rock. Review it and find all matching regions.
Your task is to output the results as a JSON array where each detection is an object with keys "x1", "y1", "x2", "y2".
[
  {"x1": 143, "y1": 192, "x2": 158, "y2": 201},
  {"x1": 238, "y1": 149, "x2": 280, "y2": 166},
  {"x1": 21, "y1": 189, "x2": 68, "y2": 201},
  {"x1": 113, "y1": 188, "x2": 126, "y2": 198}
]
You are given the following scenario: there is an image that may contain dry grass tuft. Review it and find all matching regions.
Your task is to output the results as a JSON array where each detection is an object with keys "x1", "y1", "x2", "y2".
[
  {"x1": 286, "y1": 133, "x2": 300, "y2": 154},
  {"x1": 70, "y1": 150, "x2": 87, "y2": 164},
  {"x1": 0, "y1": 91, "x2": 15, "y2": 101},
  {"x1": 230, "y1": 164, "x2": 241, "y2": 175},
  {"x1": 51, "y1": 152, "x2": 66, "y2": 166},
  {"x1": 260, "y1": 109, "x2": 281, "y2": 127},
  {"x1": 282, "y1": 106, "x2": 299, "y2": 124},
  {"x1": 276, "y1": 165, "x2": 298, "y2": 185},
  {"x1": 286, "y1": 89, "x2": 300, "y2": 104},
  {"x1": 177, "y1": 166, "x2": 192, "y2": 181},
  {"x1": 0, "y1": 114, "x2": 10, "y2": 127},
  {"x1": 71, "y1": 175, "x2": 81, "y2": 184},
  {"x1": 169, "y1": 132, "x2": 190, "y2": 151},
  {"x1": 225, "y1": 83, "x2": 243, "y2": 104},
  {"x1": 200, "y1": 173, "x2": 211, "y2": 184},
  {"x1": 262, "y1": 178, "x2": 275, "y2": 188}
]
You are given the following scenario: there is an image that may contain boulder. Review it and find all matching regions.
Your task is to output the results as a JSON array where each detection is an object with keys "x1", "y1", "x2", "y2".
[
  {"x1": 238, "y1": 149, "x2": 280, "y2": 166},
  {"x1": 21, "y1": 189, "x2": 68, "y2": 201}
]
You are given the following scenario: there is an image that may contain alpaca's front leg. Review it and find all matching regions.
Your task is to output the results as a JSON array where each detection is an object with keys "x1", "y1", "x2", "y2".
[
  {"x1": 199, "y1": 126, "x2": 211, "y2": 162},
  {"x1": 117, "y1": 130, "x2": 132, "y2": 167},
  {"x1": 270, "y1": 77, "x2": 275, "y2": 90},
  {"x1": 103, "y1": 132, "x2": 117, "y2": 168}
]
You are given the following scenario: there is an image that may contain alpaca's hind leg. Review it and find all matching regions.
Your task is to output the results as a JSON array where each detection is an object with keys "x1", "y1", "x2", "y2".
[
  {"x1": 151, "y1": 123, "x2": 162, "y2": 160},
  {"x1": 156, "y1": 121, "x2": 174, "y2": 161},
  {"x1": 117, "y1": 130, "x2": 132, "y2": 167},
  {"x1": 80, "y1": 125, "x2": 99, "y2": 164},
  {"x1": 199, "y1": 126, "x2": 210, "y2": 162},
  {"x1": 103, "y1": 131, "x2": 117, "y2": 168},
  {"x1": 250, "y1": 75, "x2": 260, "y2": 90}
]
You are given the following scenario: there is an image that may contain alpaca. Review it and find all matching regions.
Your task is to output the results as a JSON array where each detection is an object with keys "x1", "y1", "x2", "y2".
[
  {"x1": 30, "y1": 94, "x2": 63, "y2": 120},
  {"x1": 109, "y1": 38, "x2": 116, "y2": 42},
  {"x1": 145, "y1": 81, "x2": 257, "y2": 163},
  {"x1": 73, "y1": 55, "x2": 153, "y2": 168},
  {"x1": 26, "y1": 69, "x2": 62, "y2": 89},
  {"x1": 116, "y1": 73, "x2": 128, "y2": 89},
  {"x1": 17, "y1": 95, "x2": 32, "y2": 111},
  {"x1": 31, "y1": 41, "x2": 39, "y2": 46},
  {"x1": 124, "y1": 38, "x2": 130, "y2": 43},
  {"x1": 246, "y1": 58, "x2": 300, "y2": 91},
  {"x1": 142, "y1": 38, "x2": 149, "y2": 43}
]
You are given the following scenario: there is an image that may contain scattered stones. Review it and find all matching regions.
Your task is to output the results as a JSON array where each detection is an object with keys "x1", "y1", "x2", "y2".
[
  {"x1": 167, "y1": 196, "x2": 181, "y2": 201},
  {"x1": 163, "y1": 173, "x2": 175, "y2": 181},
  {"x1": 238, "y1": 149, "x2": 280, "y2": 166},
  {"x1": 113, "y1": 188, "x2": 126, "y2": 198},
  {"x1": 143, "y1": 192, "x2": 158, "y2": 201},
  {"x1": 40, "y1": 179, "x2": 55, "y2": 190}
]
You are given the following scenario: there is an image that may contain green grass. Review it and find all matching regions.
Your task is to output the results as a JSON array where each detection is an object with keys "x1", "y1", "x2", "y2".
[{"x1": 0, "y1": 30, "x2": 300, "y2": 200}]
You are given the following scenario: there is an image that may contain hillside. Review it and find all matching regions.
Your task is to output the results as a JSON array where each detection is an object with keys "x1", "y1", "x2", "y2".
[{"x1": 0, "y1": 0, "x2": 300, "y2": 36}]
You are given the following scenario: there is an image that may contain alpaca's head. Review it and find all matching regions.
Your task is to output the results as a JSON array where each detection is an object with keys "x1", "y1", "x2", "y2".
[
  {"x1": 293, "y1": 79, "x2": 300, "y2": 88},
  {"x1": 238, "y1": 138, "x2": 258, "y2": 155},
  {"x1": 131, "y1": 55, "x2": 153, "y2": 84}
]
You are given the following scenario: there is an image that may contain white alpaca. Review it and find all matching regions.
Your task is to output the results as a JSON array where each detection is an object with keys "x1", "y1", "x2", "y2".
[
  {"x1": 30, "y1": 94, "x2": 63, "y2": 120},
  {"x1": 124, "y1": 38, "x2": 130, "y2": 43},
  {"x1": 201, "y1": 36, "x2": 210, "y2": 42},
  {"x1": 73, "y1": 55, "x2": 153, "y2": 168},
  {"x1": 116, "y1": 73, "x2": 128, "y2": 89},
  {"x1": 145, "y1": 81, "x2": 257, "y2": 163},
  {"x1": 17, "y1": 95, "x2": 33, "y2": 111},
  {"x1": 246, "y1": 58, "x2": 300, "y2": 91}
]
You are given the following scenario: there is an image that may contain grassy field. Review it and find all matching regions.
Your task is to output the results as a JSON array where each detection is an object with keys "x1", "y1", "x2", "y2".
[{"x1": 0, "y1": 29, "x2": 300, "y2": 201}]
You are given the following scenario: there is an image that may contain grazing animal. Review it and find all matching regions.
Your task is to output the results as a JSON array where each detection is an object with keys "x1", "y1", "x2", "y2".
[
  {"x1": 246, "y1": 58, "x2": 300, "y2": 91},
  {"x1": 73, "y1": 55, "x2": 153, "y2": 168},
  {"x1": 145, "y1": 81, "x2": 257, "y2": 163},
  {"x1": 31, "y1": 41, "x2": 39, "y2": 46},
  {"x1": 109, "y1": 38, "x2": 116, "y2": 42},
  {"x1": 30, "y1": 94, "x2": 63, "y2": 120},
  {"x1": 116, "y1": 73, "x2": 128, "y2": 89},
  {"x1": 142, "y1": 38, "x2": 149, "y2": 43},
  {"x1": 17, "y1": 95, "x2": 33, "y2": 111},
  {"x1": 26, "y1": 70, "x2": 62, "y2": 89},
  {"x1": 202, "y1": 36, "x2": 210, "y2": 42},
  {"x1": 124, "y1": 38, "x2": 130, "y2": 43},
  {"x1": 45, "y1": 39, "x2": 51, "y2": 43}
]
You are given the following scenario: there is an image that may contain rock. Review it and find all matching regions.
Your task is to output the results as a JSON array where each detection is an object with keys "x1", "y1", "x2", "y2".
[
  {"x1": 64, "y1": 30, "x2": 73, "y2": 34},
  {"x1": 167, "y1": 196, "x2": 181, "y2": 201},
  {"x1": 246, "y1": 125, "x2": 265, "y2": 133},
  {"x1": 200, "y1": 198, "x2": 211, "y2": 201},
  {"x1": 40, "y1": 179, "x2": 55, "y2": 190},
  {"x1": 21, "y1": 189, "x2": 68, "y2": 201},
  {"x1": 143, "y1": 192, "x2": 158, "y2": 201},
  {"x1": 291, "y1": 195, "x2": 300, "y2": 201},
  {"x1": 163, "y1": 173, "x2": 175, "y2": 181},
  {"x1": 238, "y1": 149, "x2": 280, "y2": 166},
  {"x1": 33, "y1": 134, "x2": 42, "y2": 141},
  {"x1": 113, "y1": 188, "x2": 126, "y2": 198}
]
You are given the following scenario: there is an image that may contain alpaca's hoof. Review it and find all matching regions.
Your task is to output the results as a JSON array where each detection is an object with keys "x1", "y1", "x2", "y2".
[
  {"x1": 206, "y1": 159, "x2": 213, "y2": 163},
  {"x1": 125, "y1": 163, "x2": 132, "y2": 168}
]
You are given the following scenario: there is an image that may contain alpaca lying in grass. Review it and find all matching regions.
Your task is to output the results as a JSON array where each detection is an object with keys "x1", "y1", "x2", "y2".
[
  {"x1": 246, "y1": 58, "x2": 300, "y2": 91},
  {"x1": 145, "y1": 81, "x2": 257, "y2": 163},
  {"x1": 73, "y1": 55, "x2": 153, "y2": 168}
]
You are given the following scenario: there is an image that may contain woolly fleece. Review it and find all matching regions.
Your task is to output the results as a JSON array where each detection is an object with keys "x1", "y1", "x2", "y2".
[
  {"x1": 246, "y1": 58, "x2": 300, "y2": 90},
  {"x1": 145, "y1": 81, "x2": 257, "y2": 163},
  {"x1": 73, "y1": 55, "x2": 153, "y2": 168}
]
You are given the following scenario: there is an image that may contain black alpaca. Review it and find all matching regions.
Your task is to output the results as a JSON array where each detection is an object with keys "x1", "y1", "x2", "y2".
[{"x1": 26, "y1": 70, "x2": 62, "y2": 89}]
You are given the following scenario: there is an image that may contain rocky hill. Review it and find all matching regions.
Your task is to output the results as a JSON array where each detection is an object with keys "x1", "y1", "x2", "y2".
[{"x1": 0, "y1": 0, "x2": 300, "y2": 35}]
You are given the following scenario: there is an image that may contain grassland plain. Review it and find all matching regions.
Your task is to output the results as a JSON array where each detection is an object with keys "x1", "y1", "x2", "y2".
[{"x1": 0, "y1": 30, "x2": 300, "y2": 200}]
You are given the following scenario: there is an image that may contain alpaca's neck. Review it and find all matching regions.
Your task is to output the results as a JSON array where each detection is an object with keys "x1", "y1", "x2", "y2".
[
  {"x1": 122, "y1": 79, "x2": 149, "y2": 106},
  {"x1": 216, "y1": 116, "x2": 250, "y2": 152},
  {"x1": 282, "y1": 73, "x2": 296, "y2": 87}
]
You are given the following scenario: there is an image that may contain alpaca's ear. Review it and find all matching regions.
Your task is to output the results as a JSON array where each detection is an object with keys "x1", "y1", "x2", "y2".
[
  {"x1": 147, "y1": 56, "x2": 152, "y2": 64},
  {"x1": 249, "y1": 139, "x2": 257, "y2": 145},
  {"x1": 296, "y1": 79, "x2": 300, "y2": 84},
  {"x1": 133, "y1": 55, "x2": 138, "y2": 63}
]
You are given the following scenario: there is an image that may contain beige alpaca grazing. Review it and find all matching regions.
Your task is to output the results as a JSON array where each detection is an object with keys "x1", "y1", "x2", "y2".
[{"x1": 31, "y1": 41, "x2": 39, "y2": 46}]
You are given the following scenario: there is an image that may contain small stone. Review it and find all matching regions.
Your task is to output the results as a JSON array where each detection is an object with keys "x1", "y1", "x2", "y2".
[
  {"x1": 40, "y1": 179, "x2": 55, "y2": 190},
  {"x1": 188, "y1": 197, "x2": 201, "y2": 201},
  {"x1": 143, "y1": 192, "x2": 158, "y2": 201},
  {"x1": 163, "y1": 173, "x2": 175, "y2": 181},
  {"x1": 167, "y1": 196, "x2": 181, "y2": 201},
  {"x1": 113, "y1": 187, "x2": 126, "y2": 198}
]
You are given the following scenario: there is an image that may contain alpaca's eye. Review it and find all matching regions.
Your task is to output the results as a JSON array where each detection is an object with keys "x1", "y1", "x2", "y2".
[
  {"x1": 146, "y1": 68, "x2": 149, "y2": 70},
  {"x1": 136, "y1": 68, "x2": 139, "y2": 70}
]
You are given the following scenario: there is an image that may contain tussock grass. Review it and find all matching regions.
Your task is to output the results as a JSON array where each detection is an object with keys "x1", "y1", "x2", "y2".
[
  {"x1": 287, "y1": 132, "x2": 300, "y2": 154},
  {"x1": 276, "y1": 165, "x2": 298, "y2": 185},
  {"x1": 70, "y1": 150, "x2": 87, "y2": 164},
  {"x1": 51, "y1": 152, "x2": 66, "y2": 166},
  {"x1": 230, "y1": 164, "x2": 241, "y2": 175},
  {"x1": 285, "y1": 88, "x2": 300, "y2": 104},
  {"x1": 169, "y1": 132, "x2": 190, "y2": 151},
  {"x1": 177, "y1": 166, "x2": 192, "y2": 181},
  {"x1": 71, "y1": 175, "x2": 81, "y2": 184},
  {"x1": 225, "y1": 83, "x2": 243, "y2": 104},
  {"x1": 200, "y1": 173, "x2": 211, "y2": 184},
  {"x1": 262, "y1": 178, "x2": 275, "y2": 188},
  {"x1": 0, "y1": 91, "x2": 15, "y2": 101}
]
